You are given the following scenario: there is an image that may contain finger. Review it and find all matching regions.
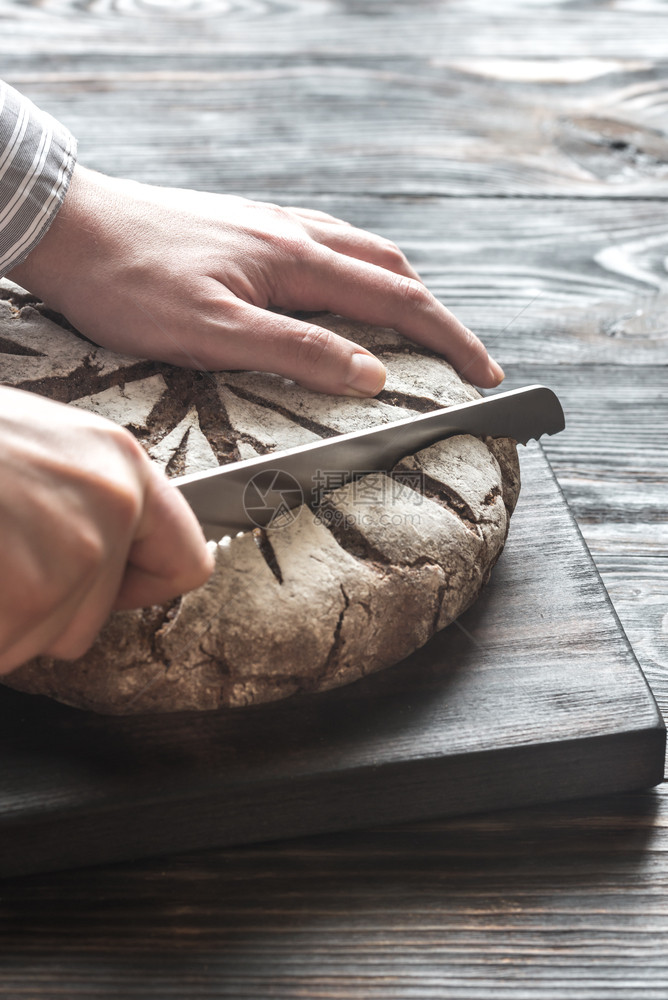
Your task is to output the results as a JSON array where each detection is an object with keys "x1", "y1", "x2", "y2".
[
  {"x1": 2, "y1": 534, "x2": 129, "y2": 668},
  {"x1": 198, "y1": 300, "x2": 386, "y2": 396},
  {"x1": 114, "y1": 465, "x2": 214, "y2": 609},
  {"x1": 0, "y1": 563, "x2": 110, "y2": 672},
  {"x1": 42, "y1": 495, "x2": 140, "y2": 660},
  {"x1": 0, "y1": 489, "x2": 132, "y2": 669},
  {"x1": 285, "y1": 206, "x2": 353, "y2": 226},
  {"x1": 294, "y1": 248, "x2": 504, "y2": 388},
  {"x1": 43, "y1": 560, "x2": 128, "y2": 661},
  {"x1": 303, "y1": 221, "x2": 422, "y2": 281}
]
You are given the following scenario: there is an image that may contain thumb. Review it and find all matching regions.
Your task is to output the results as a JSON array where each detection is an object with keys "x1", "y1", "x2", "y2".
[
  {"x1": 220, "y1": 302, "x2": 387, "y2": 396},
  {"x1": 114, "y1": 463, "x2": 214, "y2": 610}
]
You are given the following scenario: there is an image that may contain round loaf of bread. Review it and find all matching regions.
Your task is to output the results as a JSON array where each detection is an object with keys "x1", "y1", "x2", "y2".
[{"x1": 0, "y1": 280, "x2": 520, "y2": 714}]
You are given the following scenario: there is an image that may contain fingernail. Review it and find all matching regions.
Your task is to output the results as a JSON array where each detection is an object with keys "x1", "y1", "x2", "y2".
[
  {"x1": 345, "y1": 354, "x2": 386, "y2": 396},
  {"x1": 487, "y1": 358, "x2": 505, "y2": 384}
]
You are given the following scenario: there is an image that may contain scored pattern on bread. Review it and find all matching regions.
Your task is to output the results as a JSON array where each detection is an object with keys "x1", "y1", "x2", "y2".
[{"x1": 0, "y1": 278, "x2": 520, "y2": 714}]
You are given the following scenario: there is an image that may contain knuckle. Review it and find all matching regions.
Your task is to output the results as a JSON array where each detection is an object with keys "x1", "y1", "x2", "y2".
[
  {"x1": 294, "y1": 323, "x2": 334, "y2": 373},
  {"x1": 455, "y1": 320, "x2": 481, "y2": 355},
  {"x1": 262, "y1": 200, "x2": 288, "y2": 218},
  {"x1": 464, "y1": 327, "x2": 480, "y2": 352},
  {"x1": 107, "y1": 421, "x2": 144, "y2": 458},
  {"x1": 381, "y1": 239, "x2": 407, "y2": 265},
  {"x1": 70, "y1": 526, "x2": 107, "y2": 579},
  {"x1": 107, "y1": 482, "x2": 143, "y2": 535},
  {"x1": 253, "y1": 205, "x2": 314, "y2": 260},
  {"x1": 275, "y1": 232, "x2": 313, "y2": 263},
  {"x1": 396, "y1": 275, "x2": 430, "y2": 308},
  {"x1": 94, "y1": 427, "x2": 146, "y2": 527}
]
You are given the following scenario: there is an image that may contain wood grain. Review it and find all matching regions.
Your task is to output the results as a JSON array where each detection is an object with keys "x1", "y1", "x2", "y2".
[
  {"x1": 2, "y1": 0, "x2": 668, "y2": 59},
  {"x1": 502, "y1": 366, "x2": 668, "y2": 732},
  {"x1": 503, "y1": 366, "x2": 668, "y2": 527},
  {"x1": 1, "y1": 0, "x2": 667, "y2": 995},
  {"x1": 0, "y1": 790, "x2": 667, "y2": 999},
  {"x1": 2, "y1": 58, "x2": 668, "y2": 196}
]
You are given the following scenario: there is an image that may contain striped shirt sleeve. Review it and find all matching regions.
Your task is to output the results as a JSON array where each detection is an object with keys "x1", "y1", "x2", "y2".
[{"x1": 0, "y1": 80, "x2": 77, "y2": 277}]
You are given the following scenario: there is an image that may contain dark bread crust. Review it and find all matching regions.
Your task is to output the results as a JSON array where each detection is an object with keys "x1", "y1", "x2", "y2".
[{"x1": 0, "y1": 285, "x2": 520, "y2": 714}]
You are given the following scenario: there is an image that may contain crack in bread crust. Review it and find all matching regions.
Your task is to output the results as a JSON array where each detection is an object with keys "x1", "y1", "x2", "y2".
[{"x1": 0, "y1": 294, "x2": 520, "y2": 714}]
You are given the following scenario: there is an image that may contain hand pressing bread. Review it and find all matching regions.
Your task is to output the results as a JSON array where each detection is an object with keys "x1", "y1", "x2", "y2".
[{"x1": 9, "y1": 165, "x2": 504, "y2": 398}]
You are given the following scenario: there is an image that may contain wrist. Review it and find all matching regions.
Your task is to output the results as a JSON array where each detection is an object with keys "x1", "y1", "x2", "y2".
[{"x1": 7, "y1": 165, "x2": 112, "y2": 310}]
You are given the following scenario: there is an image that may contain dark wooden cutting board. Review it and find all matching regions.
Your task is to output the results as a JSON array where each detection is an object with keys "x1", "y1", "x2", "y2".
[{"x1": 0, "y1": 443, "x2": 663, "y2": 878}]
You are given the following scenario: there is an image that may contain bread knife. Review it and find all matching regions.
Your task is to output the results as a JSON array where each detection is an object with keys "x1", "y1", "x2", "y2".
[{"x1": 174, "y1": 384, "x2": 564, "y2": 540}]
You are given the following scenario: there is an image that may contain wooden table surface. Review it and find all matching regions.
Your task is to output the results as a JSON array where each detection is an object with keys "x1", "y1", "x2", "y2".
[{"x1": 1, "y1": 1, "x2": 667, "y2": 996}]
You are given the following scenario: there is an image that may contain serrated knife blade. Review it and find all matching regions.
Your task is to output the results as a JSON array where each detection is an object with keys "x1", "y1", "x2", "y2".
[{"x1": 174, "y1": 384, "x2": 564, "y2": 540}]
